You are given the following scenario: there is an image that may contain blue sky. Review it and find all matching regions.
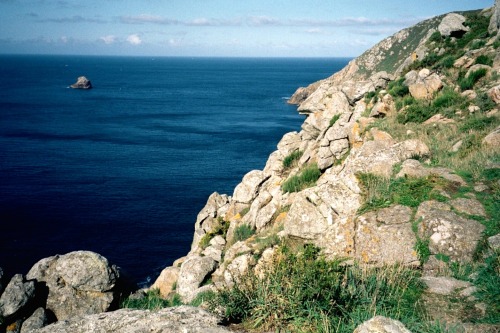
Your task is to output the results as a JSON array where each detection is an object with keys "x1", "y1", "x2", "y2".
[{"x1": 0, "y1": 0, "x2": 493, "y2": 57}]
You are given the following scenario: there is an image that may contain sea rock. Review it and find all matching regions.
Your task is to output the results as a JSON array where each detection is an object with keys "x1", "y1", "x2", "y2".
[
  {"x1": 416, "y1": 201, "x2": 485, "y2": 262},
  {"x1": 26, "y1": 251, "x2": 120, "y2": 321},
  {"x1": 177, "y1": 255, "x2": 216, "y2": 303},
  {"x1": 405, "y1": 69, "x2": 443, "y2": 100},
  {"x1": 30, "y1": 306, "x2": 230, "y2": 333},
  {"x1": 149, "y1": 266, "x2": 180, "y2": 299},
  {"x1": 438, "y1": 13, "x2": 469, "y2": 37},
  {"x1": 353, "y1": 316, "x2": 411, "y2": 333},
  {"x1": 0, "y1": 274, "x2": 36, "y2": 319},
  {"x1": 20, "y1": 307, "x2": 49, "y2": 333},
  {"x1": 70, "y1": 76, "x2": 92, "y2": 89}
]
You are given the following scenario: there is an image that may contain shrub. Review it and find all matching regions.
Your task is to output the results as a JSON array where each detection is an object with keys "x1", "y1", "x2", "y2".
[
  {"x1": 459, "y1": 115, "x2": 496, "y2": 132},
  {"x1": 396, "y1": 101, "x2": 436, "y2": 124},
  {"x1": 234, "y1": 224, "x2": 255, "y2": 242},
  {"x1": 388, "y1": 77, "x2": 409, "y2": 97},
  {"x1": 432, "y1": 87, "x2": 464, "y2": 109},
  {"x1": 428, "y1": 31, "x2": 442, "y2": 43},
  {"x1": 282, "y1": 163, "x2": 321, "y2": 193},
  {"x1": 282, "y1": 150, "x2": 303, "y2": 169},
  {"x1": 475, "y1": 92, "x2": 496, "y2": 112},
  {"x1": 435, "y1": 55, "x2": 456, "y2": 69},
  {"x1": 211, "y1": 244, "x2": 427, "y2": 332},
  {"x1": 459, "y1": 68, "x2": 487, "y2": 91},
  {"x1": 475, "y1": 54, "x2": 493, "y2": 66},
  {"x1": 470, "y1": 40, "x2": 486, "y2": 50}
]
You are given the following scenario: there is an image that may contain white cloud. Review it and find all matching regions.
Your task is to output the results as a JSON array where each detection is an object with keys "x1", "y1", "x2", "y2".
[
  {"x1": 127, "y1": 34, "x2": 142, "y2": 45},
  {"x1": 100, "y1": 35, "x2": 117, "y2": 44}
]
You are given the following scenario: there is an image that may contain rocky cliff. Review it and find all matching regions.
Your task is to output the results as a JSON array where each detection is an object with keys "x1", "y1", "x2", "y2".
[{"x1": 1, "y1": 3, "x2": 499, "y2": 333}]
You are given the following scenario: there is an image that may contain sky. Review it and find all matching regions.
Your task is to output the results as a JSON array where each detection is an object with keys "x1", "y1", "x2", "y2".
[{"x1": 0, "y1": 0, "x2": 494, "y2": 57}]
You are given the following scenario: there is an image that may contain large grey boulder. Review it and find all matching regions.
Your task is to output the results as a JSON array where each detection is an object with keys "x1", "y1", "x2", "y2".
[
  {"x1": 70, "y1": 76, "x2": 92, "y2": 89},
  {"x1": 177, "y1": 255, "x2": 216, "y2": 303},
  {"x1": 416, "y1": 201, "x2": 485, "y2": 262},
  {"x1": 30, "y1": 306, "x2": 230, "y2": 333},
  {"x1": 20, "y1": 307, "x2": 49, "y2": 333},
  {"x1": 438, "y1": 13, "x2": 469, "y2": 37},
  {"x1": 353, "y1": 316, "x2": 411, "y2": 333},
  {"x1": 0, "y1": 274, "x2": 36, "y2": 319},
  {"x1": 26, "y1": 251, "x2": 120, "y2": 321}
]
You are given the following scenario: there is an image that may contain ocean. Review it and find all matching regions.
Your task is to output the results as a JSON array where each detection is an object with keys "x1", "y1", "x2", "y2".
[{"x1": 0, "y1": 55, "x2": 350, "y2": 285}]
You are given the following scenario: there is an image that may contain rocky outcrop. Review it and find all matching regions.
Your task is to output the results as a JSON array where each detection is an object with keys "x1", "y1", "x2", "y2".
[
  {"x1": 489, "y1": 0, "x2": 500, "y2": 34},
  {"x1": 30, "y1": 306, "x2": 230, "y2": 333},
  {"x1": 438, "y1": 13, "x2": 469, "y2": 37},
  {"x1": 177, "y1": 255, "x2": 216, "y2": 303},
  {"x1": 70, "y1": 76, "x2": 92, "y2": 89},
  {"x1": 353, "y1": 316, "x2": 411, "y2": 333},
  {"x1": 26, "y1": 251, "x2": 121, "y2": 321}
]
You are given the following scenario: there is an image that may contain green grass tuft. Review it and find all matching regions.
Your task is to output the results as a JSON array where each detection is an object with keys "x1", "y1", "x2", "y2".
[
  {"x1": 459, "y1": 68, "x2": 487, "y2": 91},
  {"x1": 282, "y1": 150, "x2": 303, "y2": 169},
  {"x1": 282, "y1": 163, "x2": 321, "y2": 193},
  {"x1": 329, "y1": 114, "x2": 341, "y2": 127},
  {"x1": 121, "y1": 289, "x2": 182, "y2": 310},
  {"x1": 234, "y1": 224, "x2": 256, "y2": 242}
]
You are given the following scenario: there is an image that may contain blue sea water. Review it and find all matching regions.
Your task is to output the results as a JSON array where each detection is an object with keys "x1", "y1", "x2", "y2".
[{"x1": 0, "y1": 55, "x2": 350, "y2": 284}]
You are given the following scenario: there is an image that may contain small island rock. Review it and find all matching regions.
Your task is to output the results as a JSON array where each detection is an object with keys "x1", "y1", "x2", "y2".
[{"x1": 70, "y1": 76, "x2": 92, "y2": 89}]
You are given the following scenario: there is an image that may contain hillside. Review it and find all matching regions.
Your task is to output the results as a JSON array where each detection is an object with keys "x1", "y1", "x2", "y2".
[{"x1": 2, "y1": 3, "x2": 499, "y2": 333}]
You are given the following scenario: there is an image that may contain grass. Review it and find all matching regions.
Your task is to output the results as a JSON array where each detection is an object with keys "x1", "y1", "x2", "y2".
[
  {"x1": 357, "y1": 173, "x2": 446, "y2": 214},
  {"x1": 396, "y1": 100, "x2": 437, "y2": 124},
  {"x1": 282, "y1": 150, "x2": 303, "y2": 169},
  {"x1": 458, "y1": 68, "x2": 487, "y2": 91},
  {"x1": 121, "y1": 289, "x2": 182, "y2": 310},
  {"x1": 475, "y1": 54, "x2": 493, "y2": 66},
  {"x1": 210, "y1": 244, "x2": 436, "y2": 333},
  {"x1": 388, "y1": 77, "x2": 409, "y2": 97},
  {"x1": 234, "y1": 224, "x2": 256, "y2": 242},
  {"x1": 329, "y1": 114, "x2": 341, "y2": 127},
  {"x1": 282, "y1": 163, "x2": 321, "y2": 193}
]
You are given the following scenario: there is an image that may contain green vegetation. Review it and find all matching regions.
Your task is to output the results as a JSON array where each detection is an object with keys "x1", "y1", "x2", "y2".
[
  {"x1": 388, "y1": 77, "x2": 409, "y2": 97},
  {"x1": 121, "y1": 289, "x2": 182, "y2": 310},
  {"x1": 234, "y1": 224, "x2": 256, "y2": 242},
  {"x1": 473, "y1": 251, "x2": 500, "y2": 323},
  {"x1": 199, "y1": 217, "x2": 230, "y2": 250},
  {"x1": 282, "y1": 150, "x2": 303, "y2": 169},
  {"x1": 210, "y1": 244, "x2": 434, "y2": 333},
  {"x1": 329, "y1": 114, "x2": 341, "y2": 127},
  {"x1": 460, "y1": 114, "x2": 496, "y2": 132},
  {"x1": 282, "y1": 163, "x2": 321, "y2": 193},
  {"x1": 458, "y1": 68, "x2": 488, "y2": 91},
  {"x1": 475, "y1": 54, "x2": 493, "y2": 66}
]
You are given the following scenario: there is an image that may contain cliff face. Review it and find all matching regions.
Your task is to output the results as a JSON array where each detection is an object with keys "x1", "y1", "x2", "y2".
[{"x1": 153, "y1": 5, "x2": 500, "y2": 328}]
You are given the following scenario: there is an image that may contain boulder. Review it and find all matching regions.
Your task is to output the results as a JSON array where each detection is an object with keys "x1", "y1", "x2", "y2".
[
  {"x1": 0, "y1": 274, "x2": 36, "y2": 319},
  {"x1": 20, "y1": 307, "x2": 49, "y2": 333},
  {"x1": 149, "y1": 266, "x2": 180, "y2": 299},
  {"x1": 353, "y1": 316, "x2": 411, "y2": 333},
  {"x1": 421, "y1": 276, "x2": 474, "y2": 296},
  {"x1": 488, "y1": 84, "x2": 500, "y2": 104},
  {"x1": 438, "y1": 13, "x2": 469, "y2": 37},
  {"x1": 30, "y1": 306, "x2": 230, "y2": 333},
  {"x1": 26, "y1": 251, "x2": 120, "y2": 321},
  {"x1": 232, "y1": 170, "x2": 269, "y2": 204},
  {"x1": 482, "y1": 126, "x2": 500, "y2": 146},
  {"x1": 405, "y1": 69, "x2": 443, "y2": 100},
  {"x1": 177, "y1": 255, "x2": 216, "y2": 303},
  {"x1": 355, "y1": 205, "x2": 419, "y2": 266},
  {"x1": 416, "y1": 201, "x2": 485, "y2": 262},
  {"x1": 369, "y1": 94, "x2": 395, "y2": 118},
  {"x1": 70, "y1": 76, "x2": 92, "y2": 89}
]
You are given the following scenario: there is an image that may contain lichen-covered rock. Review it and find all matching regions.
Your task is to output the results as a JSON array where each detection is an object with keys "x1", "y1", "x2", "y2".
[
  {"x1": 488, "y1": 85, "x2": 500, "y2": 104},
  {"x1": 20, "y1": 307, "x2": 48, "y2": 333},
  {"x1": 438, "y1": 13, "x2": 469, "y2": 37},
  {"x1": 416, "y1": 201, "x2": 485, "y2": 262},
  {"x1": 232, "y1": 170, "x2": 269, "y2": 204},
  {"x1": 177, "y1": 255, "x2": 216, "y2": 303},
  {"x1": 26, "y1": 251, "x2": 120, "y2": 321},
  {"x1": 353, "y1": 316, "x2": 411, "y2": 333},
  {"x1": 30, "y1": 306, "x2": 230, "y2": 333},
  {"x1": 0, "y1": 274, "x2": 35, "y2": 319},
  {"x1": 149, "y1": 266, "x2": 180, "y2": 299},
  {"x1": 421, "y1": 276, "x2": 474, "y2": 296},
  {"x1": 449, "y1": 197, "x2": 486, "y2": 217},
  {"x1": 489, "y1": 0, "x2": 500, "y2": 34},
  {"x1": 396, "y1": 159, "x2": 466, "y2": 185},
  {"x1": 355, "y1": 205, "x2": 419, "y2": 266}
]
